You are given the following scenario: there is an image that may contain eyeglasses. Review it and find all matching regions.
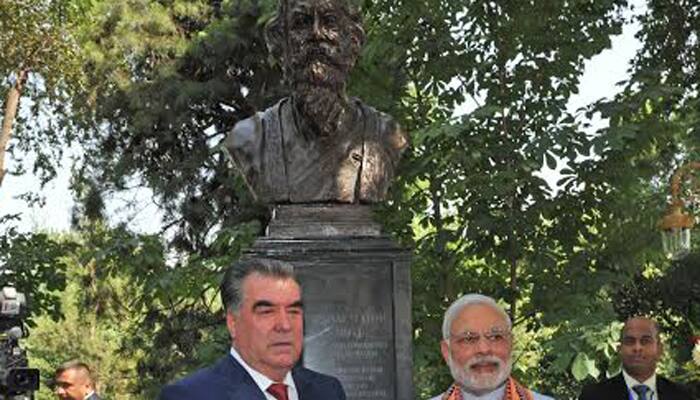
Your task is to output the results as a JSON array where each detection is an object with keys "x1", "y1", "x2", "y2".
[{"x1": 448, "y1": 327, "x2": 511, "y2": 347}]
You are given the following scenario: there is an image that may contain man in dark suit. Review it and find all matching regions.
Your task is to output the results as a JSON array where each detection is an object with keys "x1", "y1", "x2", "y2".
[
  {"x1": 579, "y1": 317, "x2": 692, "y2": 400},
  {"x1": 159, "y1": 258, "x2": 346, "y2": 400},
  {"x1": 54, "y1": 360, "x2": 102, "y2": 400}
]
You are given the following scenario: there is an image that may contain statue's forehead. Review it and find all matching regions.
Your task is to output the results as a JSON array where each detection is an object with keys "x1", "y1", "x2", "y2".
[{"x1": 289, "y1": 0, "x2": 343, "y2": 12}]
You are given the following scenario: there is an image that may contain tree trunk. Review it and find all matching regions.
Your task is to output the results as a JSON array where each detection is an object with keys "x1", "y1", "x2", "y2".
[{"x1": 0, "y1": 70, "x2": 28, "y2": 188}]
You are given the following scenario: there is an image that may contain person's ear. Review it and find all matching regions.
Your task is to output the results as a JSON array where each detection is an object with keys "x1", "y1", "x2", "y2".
[
  {"x1": 440, "y1": 339, "x2": 451, "y2": 364},
  {"x1": 226, "y1": 311, "x2": 237, "y2": 340},
  {"x1": 78, "y1": 372, "x2": 93, "y2": 395}
]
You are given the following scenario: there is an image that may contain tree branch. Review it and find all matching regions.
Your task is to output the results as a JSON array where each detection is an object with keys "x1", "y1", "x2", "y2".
[{"x1": 0, "y1": 69, "x2": 29, "y2": 188}]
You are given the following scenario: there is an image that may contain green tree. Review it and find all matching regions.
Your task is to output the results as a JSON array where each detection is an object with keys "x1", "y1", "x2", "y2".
[
  {"x1": 0, "y1": 0, "x2": 87, "y2": 188},
  {"x1": 24, "y1": 219, "x2": 249, "y2": 399},
  {"x1": 71, "y1": 0, "x2": 276, "y2": 251},
  {"x1": 0, "y1": 215, "x2": 70, "y2": 321},
  {"x1": 25, "y1": 223, "x2": 152, "y2": 399}
]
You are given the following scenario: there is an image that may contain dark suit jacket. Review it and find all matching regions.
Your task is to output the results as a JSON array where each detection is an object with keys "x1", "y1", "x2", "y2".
[
  {"x1": 158, "y1": 355, "x2": 346, "y2": 400},
  {"x1": 579, "y1": 373, "x2": 693, "y2": 400}
]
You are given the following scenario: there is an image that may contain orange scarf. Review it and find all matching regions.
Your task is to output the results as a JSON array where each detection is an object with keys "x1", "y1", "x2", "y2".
[{"x1": 441, "y1": 377, "x2": 534, "y2": 400}]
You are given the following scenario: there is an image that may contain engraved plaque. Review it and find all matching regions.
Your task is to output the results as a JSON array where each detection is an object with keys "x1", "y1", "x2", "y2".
[{"x1": 298, "y1": 263, "x2": 395, "y2": 400}]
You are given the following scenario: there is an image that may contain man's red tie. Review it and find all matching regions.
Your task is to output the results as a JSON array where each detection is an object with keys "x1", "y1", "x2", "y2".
[{"x1": 267, "y1": 383, "x2": 289, "y2": 400}]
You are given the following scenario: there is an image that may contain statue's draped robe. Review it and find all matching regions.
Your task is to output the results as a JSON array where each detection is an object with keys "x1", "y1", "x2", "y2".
[{"x1": 226, "y1": 97, "x2": 408, "y2": 203}]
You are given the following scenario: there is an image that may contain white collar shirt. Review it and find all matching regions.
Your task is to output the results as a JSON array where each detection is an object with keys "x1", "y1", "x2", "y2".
[
  {"x1": 229, "y1": 347, "x2": 299, "y2": 400},
  {"x1": 622, "y1": 369, "x2": 658, "y2": 400}
]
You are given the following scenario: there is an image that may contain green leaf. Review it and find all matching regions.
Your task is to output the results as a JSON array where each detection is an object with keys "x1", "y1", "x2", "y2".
[{"x1": 571, "y1": 352, "x2": 600, "y2": 381}]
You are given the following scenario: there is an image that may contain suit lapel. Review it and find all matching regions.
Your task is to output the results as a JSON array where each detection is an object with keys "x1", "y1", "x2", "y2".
[
  {"x1": 613, "y1": 374, "x2": 631, "y2": 398},
  {"x1": 228, "y1": 384, "x2": 268, "y2": 400},
  {"x1": 656, "y1": 376, "x2": 678, "y2": 400},
  {"x1": 293, "y1": 367, "x2": 319, "y2": 400},
  {"x1": 215, "y1": 356, "x2": 268, "y2": 400}
]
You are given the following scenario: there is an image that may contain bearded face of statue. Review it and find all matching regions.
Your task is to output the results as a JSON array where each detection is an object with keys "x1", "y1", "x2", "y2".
[
  {"x1": 286, "y1": 0, "x2": 360, "y2": 92},
  {"x1": 265, "y1": 0, "x2": 365, "y2": 137}
]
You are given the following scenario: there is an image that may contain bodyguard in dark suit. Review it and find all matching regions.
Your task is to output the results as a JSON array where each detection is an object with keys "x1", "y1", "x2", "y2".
[
  {"x1": 579, "y1": 374, "x2": 691, "y2": 400},
  {"x1": 159, "y1": 258, "x2": 346, "y2": 400},
  {"x1": 579, "y1": 317, "x2": 692, "y2": 400}
]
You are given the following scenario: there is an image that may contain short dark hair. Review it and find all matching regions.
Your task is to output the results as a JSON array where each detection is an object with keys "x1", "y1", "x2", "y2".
[
  {"x1": 621, "y1": 316, "x2": 662, "y2": 341},
  {"x1": 54, "y1": 360, "x2": 95, "y2": 387},
  {"x1": 220, "y1": 258, "x2": 297, "y2": 313}
]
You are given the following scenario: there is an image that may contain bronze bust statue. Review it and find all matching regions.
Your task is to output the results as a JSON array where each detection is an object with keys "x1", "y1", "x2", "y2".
[{"x1": 225, "y1": 0, "x2": 408, "y2": 204}]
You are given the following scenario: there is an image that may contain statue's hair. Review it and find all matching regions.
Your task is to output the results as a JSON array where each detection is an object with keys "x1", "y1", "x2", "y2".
[{"x1": 265, "y1": 0, "x2": 366, "y2": 76}]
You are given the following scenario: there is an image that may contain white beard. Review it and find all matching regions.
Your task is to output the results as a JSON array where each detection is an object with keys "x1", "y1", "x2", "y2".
[{"x1": 447, "y1": 353, "x2": 512, "y2": 396}]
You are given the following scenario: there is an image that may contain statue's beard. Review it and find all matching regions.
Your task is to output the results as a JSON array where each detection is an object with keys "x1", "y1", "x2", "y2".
[
  {"x1": 287, "y1": 42, "x2": 355, "y2": 138},
  {"x1": 290, "y1": 61, "x2": 351, "y2": 138},
  {"x1": 289, "y1": 42, "x2": 351, "y2": 91},
  {"x1": 293, "y1": 83, "x2": 349, "y2": 138}
]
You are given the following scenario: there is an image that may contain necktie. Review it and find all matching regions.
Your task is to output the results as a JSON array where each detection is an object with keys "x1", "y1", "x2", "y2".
[
  {"x1": 267, "y1": 383, "x2": 289, "y2": 400},
  {"x1": 632, "y1": 384, "x2": 651, "y2": 400}
]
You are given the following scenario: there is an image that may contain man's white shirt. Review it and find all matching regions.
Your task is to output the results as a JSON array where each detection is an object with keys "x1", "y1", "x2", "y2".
[
  {"x1": 622, "y1": 369, "x2": 658, "y2": 400},
  {"x1": 230, "y1": 347, "x2": 300, "y2": 400}
]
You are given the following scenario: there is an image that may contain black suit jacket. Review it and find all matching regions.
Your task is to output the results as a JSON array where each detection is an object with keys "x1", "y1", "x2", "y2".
[
  {"x1": 158, "y1": 355, "x2": 346, "y2": 400},
  {"x1": 579, "y1": 373, "x2": 693, "y2": 400}
]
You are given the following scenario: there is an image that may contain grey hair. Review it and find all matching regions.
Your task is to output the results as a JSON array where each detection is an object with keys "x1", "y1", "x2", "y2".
[
  {"x1": 220, "y1": 258, "x2": 297, "y2": 313},
  {"x1": 441, "y1": 293, "x2": 512, "y2": 339}
]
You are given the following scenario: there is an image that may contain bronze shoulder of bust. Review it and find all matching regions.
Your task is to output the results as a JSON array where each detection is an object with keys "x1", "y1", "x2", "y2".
[{"x1": 226, "y1": 114, "x2": 260, "y2": 153}]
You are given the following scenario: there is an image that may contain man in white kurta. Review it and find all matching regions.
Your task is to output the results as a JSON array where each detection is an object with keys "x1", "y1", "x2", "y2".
[{"x1": 430, "y1": 294, "x2": 554, "y2": 400}]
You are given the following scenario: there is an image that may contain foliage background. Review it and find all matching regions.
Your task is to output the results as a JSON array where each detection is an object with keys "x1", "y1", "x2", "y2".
[{"x1": 0, "y1": 0, "x2": 698, "y2": 399}]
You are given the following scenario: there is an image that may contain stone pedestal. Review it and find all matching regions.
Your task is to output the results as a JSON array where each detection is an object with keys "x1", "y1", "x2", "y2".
[{"x1": 246, "y1": 204, "x2": 413, "y2": 400}]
